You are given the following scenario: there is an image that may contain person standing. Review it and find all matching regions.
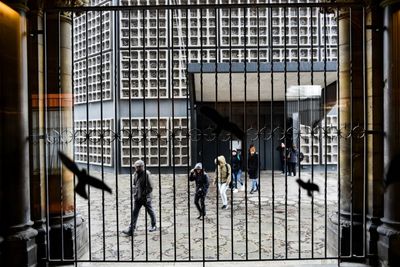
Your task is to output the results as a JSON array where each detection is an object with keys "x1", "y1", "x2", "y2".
[
  {"x1": 248, "y1": 144, "x2": 259, "y2": 194},
  {"x1": 214, "y1": 155, "x2": 231, "y2": 209},
  {"x1": 276, "y1": 142, "x2": 286, "y2": 173},
  {"x1": 231, "y1": 148, "x2": 243, "y2": 193},
  {"x1": 123, "y1": 160, "x2": 157, "y2": 236},
  {"x1": 189, "y1": 163, "x2": 210, "y2": 220},
  {"x1": 287, "y1": 144, "x2": 299, "y2": 176}
]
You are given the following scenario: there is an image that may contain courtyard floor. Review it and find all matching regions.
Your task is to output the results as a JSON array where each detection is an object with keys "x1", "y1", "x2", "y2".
[{"x1": 76, "y1": 169, "x2": 340, "y2": 263}]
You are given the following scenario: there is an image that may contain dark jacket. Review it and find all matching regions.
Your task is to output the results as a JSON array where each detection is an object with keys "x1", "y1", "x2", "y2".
[
  {"x1": 276, "y1": 145, "x2": 286, "y2": 161},
  {"x1": 247, "y1": 152, "x2": 259, "y2": 179},
  {"x1": 287, "y1": 148, "x2": 299, "y2": 163},
  {"x1": 189, "y1": 164, "x2": 210, "y2": 195},
  {"x1": 231, "y1": 154, "x2": 242, "y2": 173},
  {"x1": 133, "y1": 170, "x2": 153, "y2": 201}
]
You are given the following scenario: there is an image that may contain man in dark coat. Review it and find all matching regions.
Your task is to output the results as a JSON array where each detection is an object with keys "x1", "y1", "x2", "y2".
[
  {"x1": 231, "y1": 148, "x2": 243, "y2": 192},
  {"x1": 276, "y1": 142, "x2": 286, "y2": 173},
  {"x1": 287, "y1": 145, "x2": 299, "y2": 176},
  {"x1": 123, "y1": 160, "x2": 157, "y2": 236},
  {"x1": 189, "y1": 162, "x2": 210, "y2": 219}
]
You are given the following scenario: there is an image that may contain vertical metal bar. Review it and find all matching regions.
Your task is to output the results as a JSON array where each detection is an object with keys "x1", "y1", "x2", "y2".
[
  {"x1": 349, "y1": 8, "x2": 354, "y2": 258},
  {"x1": 336, "y1": 6, "x2": 342, "y2": 260},
  {"x1": 283, "y1": 6, "x2": 288, "y2": 259},
  {"x1": 268, "y1": 2, "x2": 275, "y2": 259},
  {"x1": 167, "y1": 4, "x2": 177, "y2": 261},
  {"x1": 71, "y1": 11, "x2": 78, "y2": 263},
  {"x1": 157, "y1": 7, "x2": 163, "y2": 262},
  {"x1": 142, "y1": 8, "x2": 149, "y2": 261},
  {"x1": 323, "y1": 7, "x2": 328, "y2": 258},
  {"x1": 256, "y1": 6, "x2": 262, "y2": 261},
  {"x1": 228, "y1": 6, "x2": 234, "y2": 261},
  {"x1": 43, "y1": 11, "x2": 51, "y2": 261},
  {"x1": 199, "y1": 6, "x2": 206, "y2": 263},
  {"x1": 128, "y1": 9, "x2": 134, "y2": 261},
  {"x1": 57, "y1": 11, "x2": 65, "y2": 261},
  {"x1": 100, "y1": 10, "x2": 106, "y2": 261},
  {"x1": 362, "y1": 5, "x2": 367, "y2": 258},
  {"x1": 113, "y1": 8, "x2": 120, "y2": 261},
  {"x1": 296, "y1": 5, "x2": 301, "y2": 259},
  {"x1": 213, "y1": 6, "x2": 220, "y2": 261},
  {"x1": 85, "y1": 9, "x2": 92, "y2": 261},
  {"x1": 244, "y1": 6, "x2": 249, "y2": 261},
  {"x1": 184, "y1": 6, "x2": 191, "y2": 261},
  {"x1": 310, "y1": 6, "x2": 315, "y2": 258}
]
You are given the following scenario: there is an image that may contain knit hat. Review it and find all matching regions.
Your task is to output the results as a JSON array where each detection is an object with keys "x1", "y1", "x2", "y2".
[
  {"x1": 194, "y1": 162, "x2": 203, "y2": 170},
  {"x1": 134, "y1": 160, "x2": 144, "y2": 167}
]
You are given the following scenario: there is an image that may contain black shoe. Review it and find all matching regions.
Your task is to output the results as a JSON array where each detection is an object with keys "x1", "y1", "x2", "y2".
[
  {"x1": 250, "y1": 189, "x2": 254, "y2": 194},
  {"x1": 122, "y1": 227, "x2": 133, "y2": 236},
  {"x1": 197, "y1": 215, "x2": 202, "y2": 220},
  {"x1": 221, "y1": 205, "x2": 227, "y2": 209}
]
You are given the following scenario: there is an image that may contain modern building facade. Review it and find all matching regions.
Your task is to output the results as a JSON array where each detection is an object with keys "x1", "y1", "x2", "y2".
[{"x1": 72, "y1": 0, "x2": 338, "y2": 172}]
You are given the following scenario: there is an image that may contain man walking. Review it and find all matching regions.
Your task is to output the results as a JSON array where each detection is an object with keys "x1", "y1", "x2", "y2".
[
  {"x1": 231, "y1": 148, "x2": 243, "y2": 192},
  {"x1": 123, "y1": 160, "x2": 157, "y2": 236}
]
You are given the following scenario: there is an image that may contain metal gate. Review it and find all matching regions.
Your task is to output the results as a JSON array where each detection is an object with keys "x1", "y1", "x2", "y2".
[{"x1": 38, "y1": 0, "x2": 369, "y2": 264}]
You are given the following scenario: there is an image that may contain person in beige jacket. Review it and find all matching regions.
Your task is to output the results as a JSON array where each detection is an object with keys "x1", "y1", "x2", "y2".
[{"x1": 214, "y1": 155, "x2": 232, "y2": 209}]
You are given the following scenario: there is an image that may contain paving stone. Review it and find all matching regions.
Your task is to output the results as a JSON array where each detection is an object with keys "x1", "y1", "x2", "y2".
[{"x1": 76, "y1": 170, "x2": 341, "y2": 262}]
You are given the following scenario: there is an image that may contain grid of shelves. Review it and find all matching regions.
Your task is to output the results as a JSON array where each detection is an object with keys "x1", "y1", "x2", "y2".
[
  {"x1": 120, "y1": 117, "x2": 169, "y2": 167},
  {"x1": 74, "y1": 119, "x2": 113, "y2": 166},
  {"x1": 73, "y1": 52, "x2": 112, "y2": 103},
  {"x1": 73, "y1": 0, "x2": 113, "y2": 104},
  {"x1": 120, "y1": 117, "x2": 190, "y2": 167},
  {"x1": 171, "y1": 117, "x2": 190, "y2": 166},
  {"x1": 120, "y1": 50, "x2": 169, "y2": 99},
  {"x1": 321, "y1": 114, "x2": 338, "y2": 164},
  {"x1": 299, "y1": 124, "x2": 320, "y2": 165}
]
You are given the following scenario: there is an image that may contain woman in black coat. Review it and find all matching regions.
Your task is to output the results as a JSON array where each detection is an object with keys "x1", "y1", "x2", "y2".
[
  {"x1": 248, "y1": 144, "x2": 259, "y2": 194},
  {"x1": 189, "y1": 162, "x2": 210, "y2": 219}
]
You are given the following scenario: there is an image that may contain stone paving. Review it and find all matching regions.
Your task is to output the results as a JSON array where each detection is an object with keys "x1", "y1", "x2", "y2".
[{"x1": 76, "y1": 169, "x2": 339, "y2": 262}]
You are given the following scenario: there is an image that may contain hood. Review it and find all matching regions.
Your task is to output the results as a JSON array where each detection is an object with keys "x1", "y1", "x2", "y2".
[
  {"x1": 194, "y1": 162, "x2": 203, "y2": 170},
  {"x1": 216, "y1": 155, "x2": 226, "y2": 165}
]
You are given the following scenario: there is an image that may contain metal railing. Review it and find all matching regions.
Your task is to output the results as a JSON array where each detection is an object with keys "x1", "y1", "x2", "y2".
[{"x1": 37, "y1": 1, "x2": 368, "y2": 264}]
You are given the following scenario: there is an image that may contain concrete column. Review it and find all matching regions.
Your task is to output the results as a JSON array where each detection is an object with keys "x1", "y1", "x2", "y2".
[
  {"x1": 328, "y1": 6, "x2": 366, "y2": 257},
  {"x1": 365, "y1": 3, "x2": 384, "y2": 265},
  {"x1": 27, "y1": 2, "x2": 48, "y2": 264},
  {"x1": 45, "y1": 11, "x2": 88, "y2": 259},
  {"x1": 0, "y1": 1, "x2": 38, "y2": 266},
  {"x1": 377, "y1": 1, "x2": 400, "y2": 266}
]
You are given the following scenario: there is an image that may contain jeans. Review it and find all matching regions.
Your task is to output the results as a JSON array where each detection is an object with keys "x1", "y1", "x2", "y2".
[
  {"x1": 250, "y1": 178, "x2": 258, "y2": 191},
  {"x1": 288, "y1": 162, "x2": 296, "y2": 176},
  {"x1": 218, "y1": 183, "x2": 228, "y2": 206},
  {"x1": 194, "y1": 192, "x2": 206, "y2": 216},
  {"x1": 232, "y1": 170, "x2": 243, "y2": 189},
  {"x1": 130, "y1": 198, "x2": 157, "y2": 229}
]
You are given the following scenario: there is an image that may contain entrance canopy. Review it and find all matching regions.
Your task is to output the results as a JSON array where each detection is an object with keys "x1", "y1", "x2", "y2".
[{"x1": 188, "y1": 62, "x2": 337, "y2": 102}]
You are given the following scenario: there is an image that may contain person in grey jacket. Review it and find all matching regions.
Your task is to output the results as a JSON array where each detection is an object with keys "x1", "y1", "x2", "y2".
[{"x1": 123, "y1": 160, "x2": 157, "y2": 236}]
